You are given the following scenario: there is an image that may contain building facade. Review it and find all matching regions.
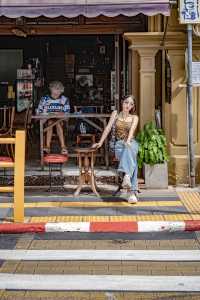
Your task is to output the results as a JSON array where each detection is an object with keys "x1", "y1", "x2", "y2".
[
  {"x1": 0, "y1": 1, "x2": 198, "y2": 184},
  {"x1": 125, "y1": 7, "x2": 200, "y2": 184}
]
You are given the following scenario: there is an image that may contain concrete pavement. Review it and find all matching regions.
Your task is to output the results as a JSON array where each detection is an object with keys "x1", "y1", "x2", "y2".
[{"x1": 0, "y1": 188, "x2": 200, "y2": 298}]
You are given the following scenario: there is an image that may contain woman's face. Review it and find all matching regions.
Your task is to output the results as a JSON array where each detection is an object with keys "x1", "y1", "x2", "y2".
[
  {"x1": 50, "y1": 87, "x2": 62, "y2": 99},
  {"x1": 122, "y1": 97, "x2": 134, "y2": 113}
]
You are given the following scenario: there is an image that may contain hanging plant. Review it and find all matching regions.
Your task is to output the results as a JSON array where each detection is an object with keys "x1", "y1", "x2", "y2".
[{"x1": 136, "y1": 121, "x2": 169, "y2": 169}]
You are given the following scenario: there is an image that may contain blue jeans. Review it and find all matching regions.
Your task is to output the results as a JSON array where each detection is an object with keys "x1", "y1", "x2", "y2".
[{"x1": 115, "y1": 139, "x2": 139, "y2": 191}]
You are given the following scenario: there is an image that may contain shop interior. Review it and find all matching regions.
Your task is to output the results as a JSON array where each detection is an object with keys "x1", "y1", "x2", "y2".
[
  {"x1": 0, "y1": 14, "x2": 149, "y2": 164},
  {"x1": 0, "y1": 35, "x2": 119, "y2": 109},
  {"x1": 0, "y1": 34, "x2": 124, "y2": 160}
]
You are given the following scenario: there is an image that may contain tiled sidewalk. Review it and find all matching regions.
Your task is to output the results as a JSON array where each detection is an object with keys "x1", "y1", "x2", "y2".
[
  {"x1": 1, "y1": 190, "x2": 200, "y2": 223},
  {"x1": 0, "y1": 233, "x2": 200, "y2": 299},
  {"x1": 1, "y1": 190, "x2": 200, "y2": 299}
]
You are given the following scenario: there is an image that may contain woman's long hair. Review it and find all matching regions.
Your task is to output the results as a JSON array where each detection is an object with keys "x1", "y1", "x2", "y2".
[{"x1": 121, "y1": 95, "x2": 136, "y2": 115}]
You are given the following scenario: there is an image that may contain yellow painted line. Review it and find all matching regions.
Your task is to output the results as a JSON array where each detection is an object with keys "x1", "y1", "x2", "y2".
[
  {"x1": 0, "y1": 201, "x2": 183, "y2": 209},
  {"x1": 190, "y1": 214, "x2": 200, "y2": 220},
  {"x1": 163, "y1": 214, "x2": 192, "y2": 221},
  {"x1": 4, "y1": 214, "x2": 194, "y2": 223},
  {"x1": 27, "y1": 214, "x2": 195, "y2": 223},
  {"x1": 178, "y1": 191, "x2": 200, "y2": 214},
  {"x1": 136, "y1": 215, "x2": 165, "y2": 221}
]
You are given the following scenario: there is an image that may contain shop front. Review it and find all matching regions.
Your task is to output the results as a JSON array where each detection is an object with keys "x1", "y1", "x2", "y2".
[{"x1": 0, "y1": 1, "x2": 172, "y2": 176}]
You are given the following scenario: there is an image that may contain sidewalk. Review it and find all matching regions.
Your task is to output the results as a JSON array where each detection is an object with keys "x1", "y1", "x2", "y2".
[
  {"x1": 1, "y1": 185, "x2": 200, "y2": 225},
  {"x1": 1, "y1": 187, "x2": 200, "y2": 299}
]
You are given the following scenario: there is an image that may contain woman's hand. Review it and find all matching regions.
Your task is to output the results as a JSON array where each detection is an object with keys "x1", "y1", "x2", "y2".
[
  {"x1": 92, "y1": 142, "x2": 102, "y2": 149},
  {"x1": 125, "y1": 140, "x2": 131, "y2": 147}
]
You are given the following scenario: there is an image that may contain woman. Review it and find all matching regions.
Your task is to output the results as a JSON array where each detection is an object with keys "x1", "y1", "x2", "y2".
[
  {"x1": 37, "y1": 81, "x2": 70, "y2": 154},
  {"x1": 92, "y1": 95, "x2": 139, "y2": 203}
]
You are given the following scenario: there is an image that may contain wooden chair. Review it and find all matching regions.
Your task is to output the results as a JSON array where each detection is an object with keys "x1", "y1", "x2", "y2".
[
  {"x1": 0, "y1": 105, "x2": 15, "y2": 157},
  {"x1": 74, "y1": 105, "x2": 103, "y2": 114},
  {"x1": 13, "y1": 102, "x2": 32, "y2": 132},
  {"x1": 74, "y1": 105, "x2": 103, "y2": 148},
  {"x1": 0, "y1": 105, "x2": 15, "y2": 136},
  {"x1": 12, "y1": 103, "x2": 33, "y2": 152}
]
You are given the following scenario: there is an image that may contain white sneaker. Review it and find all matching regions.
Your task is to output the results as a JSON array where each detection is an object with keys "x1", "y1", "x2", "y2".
[
  {"x1": 128, "y1": 192, "x2": 138, "y2": 204},
  {"x1": 122, "y1": 174, "x2": 131, "y2": 189}
]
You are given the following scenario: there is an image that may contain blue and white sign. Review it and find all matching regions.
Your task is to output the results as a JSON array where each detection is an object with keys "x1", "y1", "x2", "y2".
[{"x1": 180, "y1": 0, "x2": 200, "y2": 23}]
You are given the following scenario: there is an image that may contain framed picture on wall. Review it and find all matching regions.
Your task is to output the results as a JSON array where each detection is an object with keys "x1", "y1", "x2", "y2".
[{"x1": 76, "y1": 74, "x2": 93, "y2": 88}]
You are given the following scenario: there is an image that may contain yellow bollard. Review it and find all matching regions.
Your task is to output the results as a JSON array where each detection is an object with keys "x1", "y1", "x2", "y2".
[{"x1": 13, "y1": 131, "x2": 25, "y2": 223}]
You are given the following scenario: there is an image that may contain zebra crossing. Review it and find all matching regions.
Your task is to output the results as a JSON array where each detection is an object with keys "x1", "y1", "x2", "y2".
[
  {"x1": 0, "y1": 191, "x2": 200, "y2": 298},
  {"x1": 0, "y1": 248, "x2": 200, "y2": 292}
]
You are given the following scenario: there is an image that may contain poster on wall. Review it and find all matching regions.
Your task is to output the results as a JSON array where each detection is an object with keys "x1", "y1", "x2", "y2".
[
  {"x1": 179, "y1": 0, "x2": 200, "y2": 24},
  {"x1": 17, "y1": 80, "x2": 33, "y2": 112},
  {"x1": 192, "y1": 61, "x2": 200, "y2": 84}
]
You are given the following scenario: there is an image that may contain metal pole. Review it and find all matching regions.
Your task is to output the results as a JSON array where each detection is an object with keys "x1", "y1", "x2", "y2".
[
  {"x1": 114, "y1": 34, "x2": 120, "y2": 111},
  {"x1": 122, "y1": 36, "x2": 126, "y2": 97},
  {"x1": 187, "y1": 24, "x2": 195, "y2": 187}
]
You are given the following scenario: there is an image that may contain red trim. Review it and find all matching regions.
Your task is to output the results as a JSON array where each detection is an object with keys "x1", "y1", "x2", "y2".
[
  {"x1": 1, "y1": 220, "x2": 200, "y2": 234},
  {"x1": 0, "y1": 223, "x2": 45, "y2": 233},
  {"x1": 44, "y1": 154, "x2": 68, "y2": 164},
  {"x1": 185, "y1": 220, "x2": 200, "y2": 231},
  {"x1": 0, "y1": 156, "x2": 13, "y2": 162},
  {"x1": 90, "y1": 221, "x2": 138, "y2": 233}
]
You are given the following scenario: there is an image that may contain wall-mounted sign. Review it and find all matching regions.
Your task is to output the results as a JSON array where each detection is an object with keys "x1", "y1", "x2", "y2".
[
  {"x1": 192, "y1": 61, "x2": 200, "y2": 84},
  {"x1": 179, "y1": 0, "x2": 200, "y2": 24}
]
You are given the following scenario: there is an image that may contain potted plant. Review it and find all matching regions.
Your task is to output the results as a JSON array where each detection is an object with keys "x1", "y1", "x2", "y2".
[{"x1": 136, "y1": 121, "x2": 169, "y2": 189}]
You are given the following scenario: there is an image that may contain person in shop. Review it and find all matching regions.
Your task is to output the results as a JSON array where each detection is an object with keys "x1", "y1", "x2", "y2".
[
  {"x1": 37, "y1": 81, "x2": 70, "y2": 155},
  {"x1": 92, "y1": 95, "x2": 139, "y2": 203}
]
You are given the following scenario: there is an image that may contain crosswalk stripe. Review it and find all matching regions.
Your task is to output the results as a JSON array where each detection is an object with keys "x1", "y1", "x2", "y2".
[
  {"x1": 0, "y1": 274, "x2": 200, "y2": 291},
  {"x1": 0, "y1": 201, "x2": 183, "y2": 208},
  {"x1": 0, "y1": 250, "x2": 199, "y2": 261}
]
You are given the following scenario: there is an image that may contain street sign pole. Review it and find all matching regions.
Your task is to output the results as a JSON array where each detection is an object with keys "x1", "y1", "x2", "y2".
[{"x1": 187, "y1": 24, "x2": 195, "y2": 187}]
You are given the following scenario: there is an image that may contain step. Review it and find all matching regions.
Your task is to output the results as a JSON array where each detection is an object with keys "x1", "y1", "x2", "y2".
[
  {"x1": 0, "y1": 249, "x2": 200, "y2": 261},
  {"x1": 0, "y1": 274, "x2": 200, "y2": 291},
  {"x1": 0, "y1": 166, "x2": 120, "y2": 186}
]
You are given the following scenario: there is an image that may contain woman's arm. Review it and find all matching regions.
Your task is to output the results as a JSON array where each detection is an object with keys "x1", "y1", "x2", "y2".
[
  {"x1": 126, "y1": 115, "x2": 139, "y2": 144},
  {"x1": 92, "y1": 110, "x2": 117, "y2": 148}
]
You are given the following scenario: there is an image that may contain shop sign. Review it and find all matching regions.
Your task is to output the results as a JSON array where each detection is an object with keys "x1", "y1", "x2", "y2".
[{"x1": 179, "y1": 0, "x2": 200, "y2": 24}]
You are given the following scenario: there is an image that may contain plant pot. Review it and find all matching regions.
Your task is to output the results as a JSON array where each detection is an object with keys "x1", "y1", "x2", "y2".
[{"x1": 144, "y1": 162, "x2": 168, "y2": 189}]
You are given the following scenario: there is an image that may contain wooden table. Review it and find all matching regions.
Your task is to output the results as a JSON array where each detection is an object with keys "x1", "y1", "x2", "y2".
[{"x1": 32, "y1": 113, "x2": 110, "y2": 168}]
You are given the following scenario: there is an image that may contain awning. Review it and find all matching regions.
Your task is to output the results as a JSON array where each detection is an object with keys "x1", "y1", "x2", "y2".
[{"x1": 0, "y1": 0, "x2": 170, "y2": 18}]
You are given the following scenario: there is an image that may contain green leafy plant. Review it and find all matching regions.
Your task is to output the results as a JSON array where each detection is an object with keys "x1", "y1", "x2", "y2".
[{"x1": 136, "y1": 121, "x2": 169, "y2": 169}]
